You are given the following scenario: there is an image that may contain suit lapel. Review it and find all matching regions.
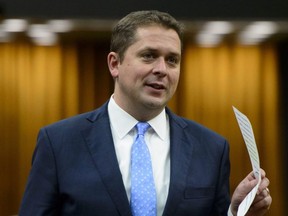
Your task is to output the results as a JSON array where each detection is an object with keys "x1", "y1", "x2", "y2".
[
  {"x1": 82, "y1": 104, "x2": 132, "y2": 216},
  {"x1": 163, "y1": 111, "x2": 195, "y2": 216},
  {"x1": 81, "y1": 104, "x2": 195, "y2": 216}
]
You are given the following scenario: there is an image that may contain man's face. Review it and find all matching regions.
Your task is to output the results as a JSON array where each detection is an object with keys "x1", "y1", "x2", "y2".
[{"x1": 109, "y1": 25, "x2": 181, "y2": 119}]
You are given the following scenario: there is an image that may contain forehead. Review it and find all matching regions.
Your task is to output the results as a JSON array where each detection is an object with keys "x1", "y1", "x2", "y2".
[{"x1": 131, "y1": 25, "x2": 181, "y2": 54}]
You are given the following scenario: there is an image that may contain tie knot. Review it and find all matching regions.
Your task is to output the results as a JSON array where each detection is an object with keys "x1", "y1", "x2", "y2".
[{"x1": 136, "y1": 122, "x2": 150, "y2": 136}]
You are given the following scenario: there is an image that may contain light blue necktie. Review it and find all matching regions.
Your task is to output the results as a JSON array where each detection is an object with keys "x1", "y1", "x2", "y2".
[{"x1": 130, "y1": 122, "x2": 157, "y2": 216}]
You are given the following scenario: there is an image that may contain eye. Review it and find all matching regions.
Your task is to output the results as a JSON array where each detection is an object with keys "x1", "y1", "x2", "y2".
[
  {"x1": 141, "y1": 52, "x2": 156, "y2": 62},
  {"x1": 166, "y1": 56, "x2": 180, "y2": 66}
]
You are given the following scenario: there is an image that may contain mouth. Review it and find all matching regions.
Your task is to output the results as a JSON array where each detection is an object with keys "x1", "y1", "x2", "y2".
[{"x1": 146, "y1": 82, "x2": 166, "y2": 90}]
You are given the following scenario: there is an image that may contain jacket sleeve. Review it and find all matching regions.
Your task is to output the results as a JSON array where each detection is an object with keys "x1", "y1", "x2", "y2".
[
  {"x1": 19, "y1": 128, "x2": 60, "y2": 216},
  {"x1": 213, "y1": 139, "x2": 231, "y2": 215}
]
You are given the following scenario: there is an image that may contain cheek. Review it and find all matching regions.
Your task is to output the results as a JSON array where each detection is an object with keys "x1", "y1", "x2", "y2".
[
  {"x1": 170, "y1": 72, "x2": 180, "y2": 86},
  {"x1": 119, "y1": 68, "x2": 143, "y2": 87}
]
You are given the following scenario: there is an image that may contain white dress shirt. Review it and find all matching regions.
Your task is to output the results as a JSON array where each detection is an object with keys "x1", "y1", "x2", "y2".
[{"x1": 108, "y1": 97, "x2": 170, "y2": 216}]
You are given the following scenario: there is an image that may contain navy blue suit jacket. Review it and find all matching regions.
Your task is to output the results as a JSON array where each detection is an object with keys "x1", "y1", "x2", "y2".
[{"x1": 19, "y1": 102, "x2": 230, "y2": 215}]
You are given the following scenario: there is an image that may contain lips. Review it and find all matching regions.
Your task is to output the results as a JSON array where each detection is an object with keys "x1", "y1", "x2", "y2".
[{"x1": 146, "y1": 82, "x2": 165, "y2": 90}]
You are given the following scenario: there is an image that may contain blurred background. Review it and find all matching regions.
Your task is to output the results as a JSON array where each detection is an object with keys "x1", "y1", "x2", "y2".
[{"x1": 0, "y1": 0, "x2": 288, "y2": 215}]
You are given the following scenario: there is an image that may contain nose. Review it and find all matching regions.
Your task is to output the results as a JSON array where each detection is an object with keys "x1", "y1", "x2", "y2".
[{"x1": 152, "y1": 57, "x2": 167, "y2": 76}]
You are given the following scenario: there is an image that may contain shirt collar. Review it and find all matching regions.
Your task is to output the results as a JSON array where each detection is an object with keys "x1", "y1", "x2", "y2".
[{"x1": 108, "y1": 96, "x2": 167, "y2": 140}]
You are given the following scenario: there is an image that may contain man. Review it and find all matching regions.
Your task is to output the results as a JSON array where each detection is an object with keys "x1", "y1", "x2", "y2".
[{"x1": 19, "y1": 10, "x2": 271, "y2": 215}]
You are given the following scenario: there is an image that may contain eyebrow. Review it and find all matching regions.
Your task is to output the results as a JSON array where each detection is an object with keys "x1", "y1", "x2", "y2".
[{"x1": 139, "y1": 47, "x2": 181, "y2": 57}]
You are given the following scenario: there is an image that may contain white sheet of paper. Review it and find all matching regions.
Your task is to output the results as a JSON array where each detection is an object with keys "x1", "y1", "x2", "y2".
[{"x1": 232, "y1": 106, "x2": 261, "y2": 216}]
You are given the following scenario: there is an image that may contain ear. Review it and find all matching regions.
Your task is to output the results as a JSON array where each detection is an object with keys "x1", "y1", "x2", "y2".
[{"x1": 107, "y1": 52, "x2": 120, "y2": 78}]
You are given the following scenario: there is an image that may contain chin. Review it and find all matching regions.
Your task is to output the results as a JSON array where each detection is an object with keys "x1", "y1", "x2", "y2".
[
  {"x1": 140, "y1": 93, "x2": 168, "y2": 108},
  {"x1": 144, "y1": 99, "x2": 167, "y2": 110}
]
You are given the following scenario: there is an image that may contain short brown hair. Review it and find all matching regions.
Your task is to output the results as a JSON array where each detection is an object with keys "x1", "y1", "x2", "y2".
[{"x1": 110, "y1": 10, "x2": 184, "y2": 62}]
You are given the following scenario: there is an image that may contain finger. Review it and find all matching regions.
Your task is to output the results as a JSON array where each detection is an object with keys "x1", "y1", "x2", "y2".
[
  {"x1": 246, "y1": 171, "x2": 257, "y2": 181},
  {"x1": 235, "y1": 177, "x2": 258, "y2": 198},
  {"x1": 249, "y1": 194, "x2": 272, "y2": 211},
  {"x1": 259, "y1": 169, "x2": 266, "y2": 178},
  {"x1": 265, "y1": 188, "x2": 270, "y2": 195},
  {"x1": 249, "y1": 169, "x2": 266, "y2": 180},
  {"x1": 243, "y1": 177, "x2": 259, "y2": 189},
  {"x1": 258, "y1": 177, "x2": 270, "y2": 194},
  {"x1": 252, "y1": 188, "x2": 269, "y2": 203}
]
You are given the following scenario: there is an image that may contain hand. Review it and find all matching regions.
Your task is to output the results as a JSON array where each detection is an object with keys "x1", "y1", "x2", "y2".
[{"x1": 231, "y1": 169, "x2": 272, "y2": 216}]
